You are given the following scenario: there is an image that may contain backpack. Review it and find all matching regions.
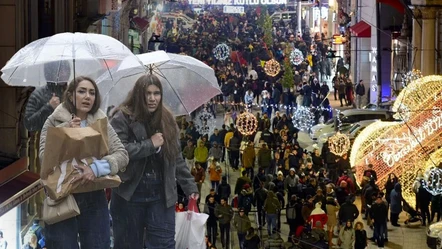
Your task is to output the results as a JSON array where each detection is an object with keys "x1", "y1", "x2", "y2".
[{"x1": 24, "y1": 225, "x2": 40, "y2": 244}]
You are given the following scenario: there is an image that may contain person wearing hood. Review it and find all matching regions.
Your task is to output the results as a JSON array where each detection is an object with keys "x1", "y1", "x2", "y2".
[
  {"x1": 234, "y1": 208, "x2": 252, "y2": 249},
  {"x1": 194, "y1": 140, "x2": 209, "y2": 170},
  {"x1": 209, "y1": 141, "x2": 223, "y2": 162},
  {"x1": 284, "y1": 168, "x2": 299, "y2": 199},
  {"x1": 239, "y1": 184, "x2": 254, "y2": 215},
  {"x1": 308, "y1": 202, "x2": 328, "y2": 230},
  {"x1": 264, "y1": 228, "x2": 284, "y2": 249},
  {"x1": 253, "y1": 167, "x2": 266, "y2": 190},
  {"x1": 217, "y1": 176, "x2": 231, "y2": 200},
  {"x1": 264, "y1": 189, "x2": 282, "y2": 235},
  {"x1": 244, "y1": 227, "x2": 260, "y2": 249},
  {"x1": 389, "y1": 182, "x2": 402, "y2": 226}
]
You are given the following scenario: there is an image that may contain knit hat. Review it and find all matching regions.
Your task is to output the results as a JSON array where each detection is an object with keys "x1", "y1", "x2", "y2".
[
  {"x1": 277, "y1": 171, "x2": 283, "y2": 176},
  {"x1": 289, "y1": 168, "x2": 296, "y2": 172}
]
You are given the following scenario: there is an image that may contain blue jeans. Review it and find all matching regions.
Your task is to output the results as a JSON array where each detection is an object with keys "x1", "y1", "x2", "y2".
[
  {"x1": 267, "y1": 213, "x2": 277, "y2": 235},
  {"x1": 110, "y1": 192, "x2": 175, "y2": 249},
  {"x1": 45, "y1": 190, "x2": 110, "y2": 249}
]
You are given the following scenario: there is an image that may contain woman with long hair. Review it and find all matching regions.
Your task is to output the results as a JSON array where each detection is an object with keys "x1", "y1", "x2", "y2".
[
  {"x1": 339, "y1": 220, "x2": 355, "y2": 249},
  {"x1": 39, "y1": 76, "x2": 128, "y2": 249},
  {"x1": 385, "y1": 173, "x2": 398, "y2": 206},
  {"x1": 110, "y1": 74, "x2": 198, "y2": 248}
]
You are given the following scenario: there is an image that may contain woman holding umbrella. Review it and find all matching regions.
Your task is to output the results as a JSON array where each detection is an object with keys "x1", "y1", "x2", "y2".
[
  {"x1": 39, "y1": 76, "x2": 129, "y2": 249},
  {"x1": 110, "y1": 74, "x2": 199, "y2": 248}
]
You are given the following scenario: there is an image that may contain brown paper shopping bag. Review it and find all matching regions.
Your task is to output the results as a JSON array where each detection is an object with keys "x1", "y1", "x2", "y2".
[{"x1": 41, "y1": 118, "x2": 121, "y2": 201}]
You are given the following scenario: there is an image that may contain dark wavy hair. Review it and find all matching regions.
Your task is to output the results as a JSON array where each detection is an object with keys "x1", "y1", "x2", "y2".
[
  {"x1": 63, "y1": 76, "x2": 101, "y2": 115},
  {"x1": 119, "y1": 74, "x2": 179, "y2": 160}
]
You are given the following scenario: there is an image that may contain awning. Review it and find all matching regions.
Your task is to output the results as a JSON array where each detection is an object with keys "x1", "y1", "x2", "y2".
[{"x1": 350, "y1": 21, "x2": 371, "y2": 38}]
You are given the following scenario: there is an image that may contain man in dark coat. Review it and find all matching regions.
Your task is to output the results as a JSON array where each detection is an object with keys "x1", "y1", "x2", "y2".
[{"x1": 24, "y1": 61, "x2": 71, "y2": 131}]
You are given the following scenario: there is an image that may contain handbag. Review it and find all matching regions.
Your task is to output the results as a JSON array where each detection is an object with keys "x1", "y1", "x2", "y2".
[
  {"x1": 175, "y1": 198, "x2": 208, "y2": 249},
  {"x1": 42, "y1": 194, "x2": 80, "y2": 225}
]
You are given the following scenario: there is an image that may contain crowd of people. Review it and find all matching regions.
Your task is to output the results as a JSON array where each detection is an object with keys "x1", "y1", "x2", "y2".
[{"x1": 175, "y1": 107, "x2": 427, "y2": 249}]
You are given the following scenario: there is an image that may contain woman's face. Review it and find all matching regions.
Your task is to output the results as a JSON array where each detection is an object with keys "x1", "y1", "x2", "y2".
[
  {"x1": 74, "y1": 80, "x2": 96, "y2": 114},
  {"x1": 145, "y1": 84, "x2": 161, "y2": 113},
  {"x1": 346, "y1": 221, "x2": 352, "y2": 227}
]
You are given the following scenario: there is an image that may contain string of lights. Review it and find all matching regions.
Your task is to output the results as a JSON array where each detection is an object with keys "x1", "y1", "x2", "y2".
[
  {"x1": 211, "y1": 101, "x2": 334, "y2": 112},
  {"x1": 236, "y1": 112, "x2": 258, "y2": 136},
  {"x1": 291, "y1": 106, "x2": 315, "y2": 132},
  {"x1": 213, "y1": 43, "x2": 230, "y2": 61},
  {"x1": 289, "y1": 48, "x2": 304, "y2": 66}
]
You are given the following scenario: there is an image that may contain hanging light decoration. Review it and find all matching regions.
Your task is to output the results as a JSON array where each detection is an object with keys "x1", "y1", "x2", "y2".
[
  {"x1": 290, "y1": 48, "x2": 304, "y2": 66},
  {"x1": 423, "y1": 167, "x2": 442, "y2": 195},
  {"x1": 264, "y1": 59, "x2": 281, "y2": 77},
  {"x1": 291, "y1": 106, "x2": 315, "y2": 132},
  {"x1": 213, "y1": 43, "x2": 230, "y2": 61},
  {"x1": 194, "y1": 110, "x2": 216, "y2": 135},
  {"x1": 329, "y1": 132, "x2": 351, "y2": 157},
  {"x1": 236, "y1": 112, "x2": 258, "y2": 136}
]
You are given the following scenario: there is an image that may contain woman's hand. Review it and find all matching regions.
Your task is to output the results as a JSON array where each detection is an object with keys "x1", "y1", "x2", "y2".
[
  {"x1": 72, "y1": 163, "x2": 96, "y2": 185},
  {"x1": 151, "y1": 132, "x2": 164, "y2": 148},
  {"x1": 69, "y1": 117, "x2": 81, "y2": 128}
]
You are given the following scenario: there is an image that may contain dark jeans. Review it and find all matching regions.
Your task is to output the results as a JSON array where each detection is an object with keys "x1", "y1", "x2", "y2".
[
  {"x1": 207, "y1": 222, "x2": 218, "y2": 245},
  {"x1": 373, "y1": 222, "x2": 387, "y2": 248},
  {"x1": 421, "y1": 205, "x2": 431, "y2": 224},
  {"x1": 219, "y1": 223, "x2": 231, "y2": 248},
  {"x1": 257, "y1": 204, "x2": 266, "y2": 227},
  {"x1": 211, "y1": 181, "x2": 220, "y2": 192},
  {"x1": 238, "y1": 232, "x2": 246, "y2": 249},
  {"x1": 45, "y1": 190, "x2": 110, "y2": 249},
  {"x1": 229, "y1": 151, "x2": 240, "y2": 169},
  {"x1": 245, "y1": 167, "x2": 254, "y2": 180},
  {"x1": 110, "y1": 192, "x2": 175, "y2": 249}
]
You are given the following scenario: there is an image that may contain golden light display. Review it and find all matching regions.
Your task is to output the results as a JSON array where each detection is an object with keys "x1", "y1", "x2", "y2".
[
  {"x1": 351, "y1": 75, "x2": 442, "y2": 206},
  {"x1": 329, "y1": 132, "x2": 351, "y2": 156},
  {"x1": 264, "y1": 59, "x2": 281, "y2": 77},
  {"x1": 236, "y1": 112, "x2": 258, "y2": 136}
]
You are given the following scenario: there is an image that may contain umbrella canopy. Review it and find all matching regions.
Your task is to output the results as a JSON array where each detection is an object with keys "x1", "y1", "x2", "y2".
[
  {"x1": 97, "y1": 51, "x2": 221, "y2": 116},
  {"x1": 1, "y1": 32, "x2": 135, "y2": 86}
]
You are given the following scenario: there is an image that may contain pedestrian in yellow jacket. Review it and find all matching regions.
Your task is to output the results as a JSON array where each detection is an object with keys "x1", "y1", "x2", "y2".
[{"x1": 194, "y1": 140, "x2": 209, "y2": 170}]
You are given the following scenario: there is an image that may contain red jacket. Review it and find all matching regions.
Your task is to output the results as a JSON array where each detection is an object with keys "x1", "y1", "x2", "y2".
[
  {"x1": 308, "y1": 203, "x2": 328, "y2": 229},
  {"x1": 337, "y1": 175, "x2": 355, "y2": 193}
]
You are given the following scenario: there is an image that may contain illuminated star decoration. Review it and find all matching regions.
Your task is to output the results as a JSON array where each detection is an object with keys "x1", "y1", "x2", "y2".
[
  {"x1": 236, "y1": 112, "x2": 258, "y2": 136},
  {"x1": 213, "y1": 43, "x2": 230, "y2": 61},
  {"x1": 290, "y1": 48, "x2": 304, "y2": 66},
  {"x1": 264, "y1": 59, "x2": 281, "y2": 77},
  {"x1": 402, "y1": 69, "x2": 423, "y2": 88},
  {"x1": 291, "y1": 106, "x2": 315, "y2": 132},
  {"x1": 423, "y1": 167, "x2": 442, "y2": 195},
  {"x1": 329, "y1": 132, "x2": 351, "y2": 157},
  {"x1": 194, "y1": 110, "x2": 216, "y2": 136}
]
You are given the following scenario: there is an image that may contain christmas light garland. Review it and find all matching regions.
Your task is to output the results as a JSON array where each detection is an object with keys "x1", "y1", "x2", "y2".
[
  {"x1": 264, "y1": 59, "x2": 281, "y2": 77},
  {"x1": 236, "y1": 112, "x2": 258, "y2": 136},
  {"x1": 290, "y1": 48, "x2": 304, "y2": 66},
  {"x1": 213, "y1": 43, "x2": 230, "y2": 61},
  {"x1": 291, "y1": 106, "x2": 315, "y2": 132},
  {"x1": 194, "y1": 110, "x2": 216, "y2": 135}
]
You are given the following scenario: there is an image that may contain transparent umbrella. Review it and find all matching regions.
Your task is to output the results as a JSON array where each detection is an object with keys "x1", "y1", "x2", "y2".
[
  {"x1": 1, "y1": 32, "x2": 136, "y2": 86},
  {"x1": 98, "y1": 51, "x2": 221, "y2": 116}
]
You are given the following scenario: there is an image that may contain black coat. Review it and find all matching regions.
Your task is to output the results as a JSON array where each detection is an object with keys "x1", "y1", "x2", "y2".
[{"x1": 24, "y1": 84, "x2": 65, "y2": 131}]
